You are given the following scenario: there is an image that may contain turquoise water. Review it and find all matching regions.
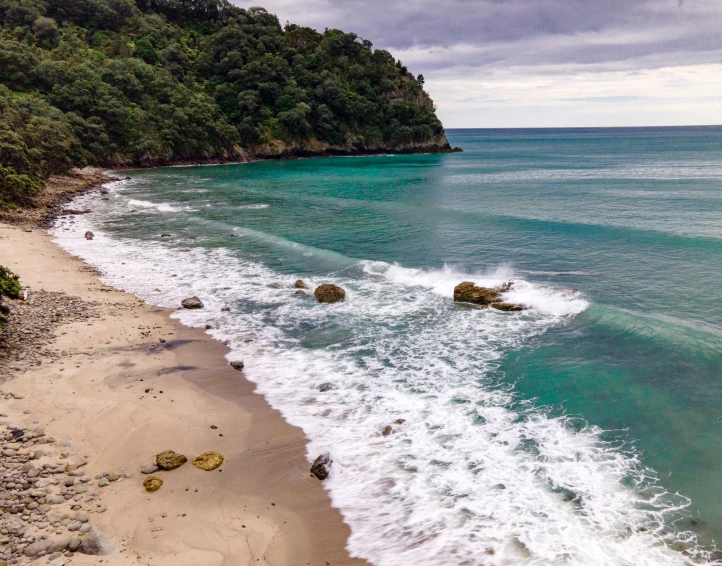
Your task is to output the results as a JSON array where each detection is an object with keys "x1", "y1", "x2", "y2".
[{"x1": 53, "y1": 127, "x2": 722, "y2": 565}]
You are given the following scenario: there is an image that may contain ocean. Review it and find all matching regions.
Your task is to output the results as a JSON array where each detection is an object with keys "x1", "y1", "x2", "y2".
[{"x1": 52, "y1": 126, "x2": 722, "y2": 565}]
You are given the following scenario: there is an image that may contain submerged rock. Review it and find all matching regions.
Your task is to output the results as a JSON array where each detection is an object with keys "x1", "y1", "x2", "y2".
[
  {"x1": 310, "y1": 453, "x2": 332, "y2": 480},
  {"x1": 181, "y1": 296, "x2": 203, "y2": 309},
  {"x1": 192, "y1": 451, "x2": 224, "y2": 471},
  {"x1": 143, "y1": 476, "x2": 163, "y2": 492},
  {"x1": 317, "y1": 382, "x2": 335, "y2": 392},
  {"x1": 293, "y1": 279, "x2": 309, "y2": 289},
  {"x1": 314, "y1": 284, "x2": 345, "y2": 303},
  {"x1": 453, "y1": 281, "x2": 525, "y2": 311},
  {"x1": 155, "y1": 450, "x2": 187, "y2": 470},
  {"x1": 84, "y1": 231, "x2": 94, "y2": 240},
  {"x1": 490, "y1": 302, "x2": 525, "y2": 312}
]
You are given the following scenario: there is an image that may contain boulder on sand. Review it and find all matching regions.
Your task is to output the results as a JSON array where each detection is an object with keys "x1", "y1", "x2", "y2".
[
  {"x1": 192, "y1": 451, "x2": 224, "y2": 471},
  {"x1": 453, "y1": 281, "x2": 525, "y2": 311},
  {"x1": 181, "y1": 296, "x2": 203, "y2": 309},
  {"x1": 78, "y1": 528, "x2": 114, "y2": 555},
  {"x1": 310, "y1": 453, "x2": 332, "y2": 480},
  {"x1": 314, "y1": 284, "x2": 345, "y2": 304},
  {"x1": 230, "y1": 360, "x2": 244, "y2": 371},
  {"x1": 143, "y1": 476, "x2": 162, "y2": 492},
  {"x1": 155, "y1": 450, "x2": 187, "y2": 470}
]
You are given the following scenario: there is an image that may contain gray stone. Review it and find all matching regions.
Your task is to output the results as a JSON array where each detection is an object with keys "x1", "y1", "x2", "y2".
[
  {"x1": 140, "y1": 465, "x2": 158, "y2": 475},
  {"x1": 23, "y1": 539, "x2": 52, "y2": 557},
  {"x1": 67, "y1": 521, "x2": 82, "y2": 531},
  {"x1": 68, "y1": 537, "x2": 81, "y2": 552},
  {"x1": 47, "y1": 538, "x2": 70, "y2": 553},
  {"x1": 70, "y1": 511, "x2": 88, "y2": 523},
  {"x1": 97, "y1": 478, "x2": 109, "y2": 487}
]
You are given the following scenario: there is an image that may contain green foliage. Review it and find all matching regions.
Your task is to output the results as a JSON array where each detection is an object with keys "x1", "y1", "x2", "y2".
[
  {"x1": 0, "y1": 85, "x2": 84, "y2": 207},
  {"x1": 0, "y1": 266, "x2": 20, "y2": 299},
  {"x1": 0, "y1": 0, "x2": 446, "y2": 206}
]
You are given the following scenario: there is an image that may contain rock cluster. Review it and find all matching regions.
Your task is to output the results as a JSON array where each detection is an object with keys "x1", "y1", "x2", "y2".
[
  {"x1": 314, "y1": 284, "x2": 345, "y2": 304},
  {"x1": 0, "y1": 417, "x2": 114, "y2": 563},
  {"x1": 452, "y1": 281, "x2": 525, "y2": 311},
  {"x1": 0, "y1": 290, "x2": 98, "y2": 382}
]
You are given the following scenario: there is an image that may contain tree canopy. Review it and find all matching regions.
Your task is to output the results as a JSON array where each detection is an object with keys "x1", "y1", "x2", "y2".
[{"x1": 0, "y1": 0, "x2": 448, "y2": 208}]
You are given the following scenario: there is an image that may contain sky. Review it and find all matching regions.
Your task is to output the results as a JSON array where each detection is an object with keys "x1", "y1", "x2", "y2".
[{"x1": 234, "y1": 0, "x2": 722, "y2": 128}]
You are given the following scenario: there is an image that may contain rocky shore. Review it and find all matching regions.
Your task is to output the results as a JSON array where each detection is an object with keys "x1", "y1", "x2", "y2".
[{"x1": 1, "y1": 402, "x2": 115, "y2": 563}]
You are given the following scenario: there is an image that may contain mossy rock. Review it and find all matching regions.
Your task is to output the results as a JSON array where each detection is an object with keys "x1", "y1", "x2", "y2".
[
  {"x1": 143, "y1": 476, "x2": 162, "y2": 492},
  {"x1": 314, "y1": 284, "x2": 345, "y2": 303},
  {"x1": 155, "y1": 450, "x2": 187, "y2": 470},
  {"x1": 192, "y1": 451, "x2": 224, "y2": 471}
]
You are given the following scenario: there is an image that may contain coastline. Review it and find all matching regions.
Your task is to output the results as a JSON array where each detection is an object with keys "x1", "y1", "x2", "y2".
[
  {"x1": 0, "y1": 220, "x2": 367, "y2": 564},
  {"x1": 91, "y1": 135, "x2": 461, "y2": 170}
]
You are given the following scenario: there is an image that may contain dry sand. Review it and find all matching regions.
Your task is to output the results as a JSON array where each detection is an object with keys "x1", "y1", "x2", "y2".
[{"x1": 0, "y1": 222, "x2": 367, "y2": 566}]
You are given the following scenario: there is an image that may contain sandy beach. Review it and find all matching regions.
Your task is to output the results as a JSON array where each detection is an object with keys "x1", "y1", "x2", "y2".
[{"x1": 0, "y1": 220, "x2": 366, "y2": 565}]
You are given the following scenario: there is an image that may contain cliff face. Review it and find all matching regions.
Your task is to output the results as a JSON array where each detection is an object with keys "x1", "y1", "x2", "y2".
[{"x1": 246, "y1": 133, "x2": 453, "y2": 160}]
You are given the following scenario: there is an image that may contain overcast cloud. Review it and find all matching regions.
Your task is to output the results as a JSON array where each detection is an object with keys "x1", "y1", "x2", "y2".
[{"x1": 234, "y1": 0, "x2": 722, "y2": 127}]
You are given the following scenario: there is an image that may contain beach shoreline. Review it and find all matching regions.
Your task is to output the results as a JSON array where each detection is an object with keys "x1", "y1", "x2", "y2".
[{"x1": 0, "y1": 220, "x2": 366, "y2": 565}]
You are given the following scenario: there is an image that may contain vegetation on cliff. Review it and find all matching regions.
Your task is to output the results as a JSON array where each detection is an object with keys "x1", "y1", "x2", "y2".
[
  {"x1": 0, "y1": 265, "x2": 20, "y2": 322},
  {"x1": 0, "y1": 0, "x2": 450, "y2": 208}
]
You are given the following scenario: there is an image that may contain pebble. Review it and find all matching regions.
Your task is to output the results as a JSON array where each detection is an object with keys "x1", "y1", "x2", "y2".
[{"x1": 0, "y1": 418, "x2": 106, "y2": 564}]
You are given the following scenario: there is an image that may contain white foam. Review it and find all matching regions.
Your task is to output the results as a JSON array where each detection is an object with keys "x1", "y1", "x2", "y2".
[
  {"x1": 127, "y1": 198, "x2": 195, "y2": 213},
  {"x1": 238, "y1": 203, "x2": 270, "y2": 209},
  {"x1": 49, "y1": 191, "x2": 712, "y2": 566},
  {"x1": 362, "y1": 260, "x2": 589, "y2": 316}
]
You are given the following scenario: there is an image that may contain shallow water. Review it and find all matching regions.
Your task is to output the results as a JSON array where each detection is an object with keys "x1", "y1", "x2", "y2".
[{"x1": 52, "y1": 126, "x2": 722, "y2": 565}]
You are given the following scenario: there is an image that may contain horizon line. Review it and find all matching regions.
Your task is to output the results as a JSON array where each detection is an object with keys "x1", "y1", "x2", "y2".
[{"x1": 445, "y1": 124, "x2": 722, "y2": 130}]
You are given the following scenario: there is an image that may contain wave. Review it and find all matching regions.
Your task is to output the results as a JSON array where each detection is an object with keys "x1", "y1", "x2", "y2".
[
  {"x1": 237, "y1": 203, "x2": 270, "y2": 209},
  {"x1": 361, "y1": 260, "x2": 589, "y2": 316},
  {"x1": 49, "y1": 191, "x2": 714, "y2": 566},
  {"x1": 126, "y1": 198, "x2": 196, "y2": 213}
]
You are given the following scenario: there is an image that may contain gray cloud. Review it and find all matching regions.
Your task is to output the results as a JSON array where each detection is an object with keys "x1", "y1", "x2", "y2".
[
  {"x1": 234, "y1": 0, "x2": 722, "y2": 71},
  {"x1": 233, "y1": 0, "x2": 722, "y2": 127}
]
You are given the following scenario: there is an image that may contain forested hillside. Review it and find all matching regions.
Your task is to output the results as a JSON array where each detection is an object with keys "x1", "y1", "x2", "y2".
[{"x1": 0, "y1": 0, "x2": 452, "y2": 208}]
